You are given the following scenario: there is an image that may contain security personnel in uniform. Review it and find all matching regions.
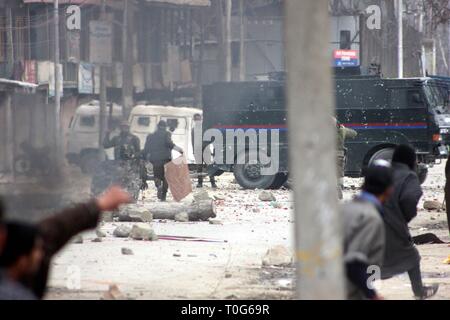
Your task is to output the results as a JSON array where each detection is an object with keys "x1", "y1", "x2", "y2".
[
  {"x1": 103, "y1": 121, "x2": 141, "y2": 161},
  {"x1": 334, "y1": 117, "x2": 357, "y2": 199},
  {"x1": 99, "y1": 121, "x2": 143, "y2": 200},
  {"x1": 192, "y1": 113, "x2": 217, "y2": 189},
  {"x1": 143, "y1": 120, "x2": 184, "y2": 201}
]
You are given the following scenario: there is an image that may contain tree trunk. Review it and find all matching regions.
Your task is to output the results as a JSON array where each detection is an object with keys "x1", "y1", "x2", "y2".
[{"x1": 143, "y1": 200, "x2": 216, "y2": 221}]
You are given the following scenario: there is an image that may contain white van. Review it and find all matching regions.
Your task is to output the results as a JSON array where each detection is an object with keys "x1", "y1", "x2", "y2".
[
  {"x1": 66, "y1": 100, "x2": 123, "y2": 173},
  {"x1": 129, "y1": 104, "x2": 202, "y2": 164}
]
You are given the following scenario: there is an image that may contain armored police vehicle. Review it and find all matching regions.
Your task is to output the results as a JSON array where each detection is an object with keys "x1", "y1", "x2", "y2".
[{"x1": 203, "y1": 74, "x2": 448, "y2": 190}]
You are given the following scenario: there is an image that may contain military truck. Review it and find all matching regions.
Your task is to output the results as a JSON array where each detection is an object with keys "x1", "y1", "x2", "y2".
[
  {"x1": 66, "y1": 100, "x2": 123, "y2": 174},
  {"x1": 203, "y1": 75, "x2": 448, "y2": 189},
  {"x1": 428, "y1": 75, "x2": 450, "y2": 146}
]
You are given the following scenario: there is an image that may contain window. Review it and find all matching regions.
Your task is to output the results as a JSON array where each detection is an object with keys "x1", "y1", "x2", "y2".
[
  {"x1": 161, "y1": 117, "x2": 186, "y2": 134},
  {"x1": 137, "y1": 117, "x2": 151, "y2": 127},
  {"x1": 390, "y1": 89, "x2": 424, "y2": 108},
  {"x1": 80, "y1": 116, "x2": 96, "y2": 127},
  {"x1": 340, "y1": 30, "x2": 351, "y2": 50}
]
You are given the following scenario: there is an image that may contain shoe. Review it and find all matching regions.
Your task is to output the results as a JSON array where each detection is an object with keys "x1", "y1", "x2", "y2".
[
  {"x1": 211, "y1": 183, "x2": 218, "y2": 189},
  {"x1": 196, "y1": 183, "x2": 203, "y2": 188},
  {"x1": 415, "y1": 283, "x2": 439, "y2": 300}
]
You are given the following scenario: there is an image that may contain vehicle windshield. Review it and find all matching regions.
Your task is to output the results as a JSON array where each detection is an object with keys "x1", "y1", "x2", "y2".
[{"x1": 424, "y1": 83, "x2": 449, "y2": 114}]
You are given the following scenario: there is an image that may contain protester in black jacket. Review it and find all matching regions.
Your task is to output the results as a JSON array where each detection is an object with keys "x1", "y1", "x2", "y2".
[
  {"x1": 143, "y1": 120, "x2": 184, "y2": 201},
  {"x1": 381, "y1": 144, "x2": 439, "y2": 299}
]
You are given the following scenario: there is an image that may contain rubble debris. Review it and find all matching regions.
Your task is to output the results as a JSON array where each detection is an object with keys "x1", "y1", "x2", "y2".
[
  {"x1": 262, "y1": 245, "x2": 293, "y2": 267},
  {"x1": 173, "y1": 253, "x2": 181, "y2": 257},
  {"x1": 118, "y1": 206, "x2": 153, "y2": 222},
  {"x1": 259, "y1": 191, "x2": 276, "y2": 202},
  {"x1": 96, "y1": 229, "x2": 106, "y2": 238},
  {"x1": 174, "y1": 212, "x2": 189, "y2": 222},
  {"x1": 225, "y1": 273, "x2": 232, "y2": 278},
  {"x1": 142, "y1": 200, "x2": 216, "y2": 221},
  {"x1": 270, "y1": 201, "x2": 282, "y2": 209},
  {"x1": 92, "y1": 238, "x2": 103, "y2": 243},
  {"x1": 209, "y1": 219, "x2": 223, "y2": 225},
  {"x1": 423, "y1": 200, "x2": 442, "y2": 211},
  {"x1": 103, "y1": 284, "x2": 125, "y2": 300},
  {"x1": 213, "y1": 194, "x2": 226, "y2": 201},
  {"x1": 194, "y1": 190, "x2": 212, "y2": 202},
  {"x1": 101, "y1": 211, "x2": 114, "y2": 222},
  {"x1": 121, "y1": 247, "x2": 134, "y2": 255},
  {"x1": 130, "y1": 224, "x2": 158, "y2": 241},
  {"x1": 72, "y1": 235, "x2": 83, "y2": 244},
  {"x1": 113, "y1": 225, "x2": 132, "y2": 238}
]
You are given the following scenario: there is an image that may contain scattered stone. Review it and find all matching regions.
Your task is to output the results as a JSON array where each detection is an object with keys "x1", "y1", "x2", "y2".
[
  {"x1": 209, "y1": 219, "x2": 223, "y2": 225},
  {"x1": 130, "y1": 224, "x2": 158, "y2": 241},
  {"x1": 113, "y1": 225, "x2": 132, "y2": 238},
  {"x1": 194, "y1": 190, "x2": 212, "y2": 202},
  {"x1": 92, "y1": 238, "x2": 102, "y2": 243},
  {"x1": 121, "y1": 247, "x2": 134, "y2": 255},
  {"x1": 225, "y1": 273, "x2": 232, "y2": 278},
  {"x1": 173, "y1": 253, "x2": 181, "y2": 257},
  {"x1": 174, "y1": 212, "x2": 189, "y2": 222},
  {"x1": 72, "y1": 235, "x2": 83, "y2": 244},
  {"x1": 252, "y1": 208, "x2": 260, "y2": 213},
  {"x1": 101, "y1": 211, "x2": 114, "y2": 222},
  {"x1": 213, "y1": 194, "x2": 226, "y2": 201},
  {"x1": 119, "y1": 206, "x2": 153, "y2": 222},
  {"x1": 258, "y1": 190, "x2": 276, "y2": 202},
  {"x1": 423, "y1": 200, "x2": 442, "y2": 211},
  {"x1": 96, "y1": 229, "x2": 106, "y2": 238},
  {"x1": 262, "y1": 245, "x2": 293, "y2": 267},
  {"x1": 103, "y1": 284, "x2": 125, "y2": 300},
  {"x1": 270, "y1": 201, "x2": 282, "y2": 209}
]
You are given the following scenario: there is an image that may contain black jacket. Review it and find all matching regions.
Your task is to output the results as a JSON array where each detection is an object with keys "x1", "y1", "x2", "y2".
[
  {"x1": 381, "y1": 162, "x2": 422, "y2": 279},
  {"x1": 103, "y1": 132, "x2": 141, "y2": 160},
  {"x1": 144, "y1": 128, "x2": 176, "y2": 164}
]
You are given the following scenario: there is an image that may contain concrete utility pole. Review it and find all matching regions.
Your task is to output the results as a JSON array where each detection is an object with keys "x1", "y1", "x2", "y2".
[
  {"x1": 397, "y1": 0, "x2": 403, "y2": 78},
  {"x1": 54, "y1": 0, "x2": 63, "y2": 170},
  {"x1": 122, "y1": 0, "x2": 133, "y2": 119},
  {"x1": 98, "y1": 0, "x2": 107, "y2": 161},
  {"x1": 285, "y1": 0, "x2": 345, "y2": 299},
  {"x1": 239, "y1": 0, "x2": 246, "y2": 81},
  {"x1": 224, "y1": 0, "x2": 232, "y2": 82}
]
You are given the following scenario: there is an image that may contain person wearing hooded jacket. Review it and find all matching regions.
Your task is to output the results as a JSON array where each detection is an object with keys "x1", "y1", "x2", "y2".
[{"x1": 380, "y1": 144, "x2": 439, "y2": 299}]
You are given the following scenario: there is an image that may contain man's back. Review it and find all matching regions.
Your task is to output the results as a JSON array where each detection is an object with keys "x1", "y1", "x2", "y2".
[
  {"x1": 341, "y1": 199, "x2": 385, "y2": 299},
  {"x1": 145, "y1": 129, "x2": 174, "y2": 163}
]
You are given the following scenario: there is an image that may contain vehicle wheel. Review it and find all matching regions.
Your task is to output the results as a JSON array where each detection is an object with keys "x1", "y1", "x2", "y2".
[
  {"x1": 233, "y1": 150, "x2": 277, "y2": 190},
  {"x1": 368, "y1": 147, "x2": 394, "y2": 166},
  {"x1": 81, "y1": 152, "x2": 99, "y2": 175},
  {"x1": 14, "y1": 156, "x2": 32, "y2": 175},
  {"x1": 269, "y1": 172, "x2": 288, "y2": 189}
]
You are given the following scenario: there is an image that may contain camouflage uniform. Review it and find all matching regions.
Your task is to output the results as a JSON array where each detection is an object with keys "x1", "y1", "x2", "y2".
[
  {"x1": 91, "y1": 131, "x2": 143, "y2": 200},
  {"x1": 336, "y1": 122, "x2": 357, "y2": 199}
]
